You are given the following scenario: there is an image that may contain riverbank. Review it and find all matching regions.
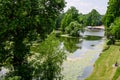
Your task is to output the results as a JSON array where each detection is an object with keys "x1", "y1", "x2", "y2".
[{"x1": 86, "y1": 41, "x2": 120, "y2": 80}]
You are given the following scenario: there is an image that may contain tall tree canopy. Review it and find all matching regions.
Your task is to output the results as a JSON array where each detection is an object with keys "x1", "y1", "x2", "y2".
[
  {"x1": 66, "y1": 6, "x2": 79, "y2": 21},
  {"x1": 0, "y1": 0, "x2": 65, "y2": 79},
  {"x1": 103, "y1": 0, "x2": 120, "y2": 27},
  {"x1": 30, "y1": 33, "x2": 66, "y2": 80},
  {"x1": 103, "y1": 0, "x2": 120, "y2": 44},
  {"x1": 86, "y1": 9, "x2": 102, "y2": 26},
  {"x1": 110, "y1": 17, "x2": 120, "y2": 39},
  {"x1": 60, "y1": 6, "x2": 79, "y2": 32}
]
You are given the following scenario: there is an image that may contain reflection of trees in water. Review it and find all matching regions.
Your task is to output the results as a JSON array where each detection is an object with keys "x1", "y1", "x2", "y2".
[
  {"x1": 84, "y1": 36, "x2": 102, "y2": 40},
  {"x1": 59, "y1": 37, "x2": 79, "y2": 53}
]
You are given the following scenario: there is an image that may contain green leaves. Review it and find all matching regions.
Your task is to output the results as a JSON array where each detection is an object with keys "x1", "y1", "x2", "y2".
[
  {"x1": 103, "y1": 0, "x2": 120, "y2": 27},
  {"x1": 60, "y1": 8, "x2": 102, "y2": 36},
  {"x1": 30, "y1": 33, "x2": 66, "y2": 80},
  {"x1": 110, "y1": 17, "x2": 120, "y2": 39},
  {"x1": 65, "y1": 21, "x2": 82, "y2": 36},
  {"x1": 60, "y1": 6, "x2": 79, "y2": 32},
  {"x1": 103, "y1": 0, "x2": 120, "y2": 39},
  {"x1": 0, "y1": 0, "x2": 65, "y2": 79},
  {"x1": 86, "y1": 9, "x2": 102, "y2": 26}
]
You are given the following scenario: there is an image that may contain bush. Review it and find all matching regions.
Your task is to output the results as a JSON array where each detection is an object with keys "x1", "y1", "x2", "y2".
[
  {"x1": 4, "y1": 76, "x2": 21, "y2": 80},
  {"x1": 30, "y1": 33, "x2": 66, "y2": 80},
  {"x1": 107, "y1": 38, "x2": 115, "y2": 45},
  {"x1": 65, "y1": 21, "x2": 83, "y2": 37},
  {"x1": 107, "y1": 39, "x2": 113, "y2": 45}
]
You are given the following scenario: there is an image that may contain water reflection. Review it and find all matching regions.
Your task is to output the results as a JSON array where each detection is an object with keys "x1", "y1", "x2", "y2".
[
  {"x1": 59, "y1": 37, "x2": 79, "y2": 53},
  {"x1": 61, "y1": 30, "x2": 105, "y2": 80},
  {"x1": 84, "y1": 36, "x2": 102, "y2": 40}
]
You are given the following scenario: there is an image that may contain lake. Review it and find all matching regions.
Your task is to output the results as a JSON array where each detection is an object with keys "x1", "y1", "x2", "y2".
[{"x1": 60, "y1": 29, "x2": 105, "y2": 80}]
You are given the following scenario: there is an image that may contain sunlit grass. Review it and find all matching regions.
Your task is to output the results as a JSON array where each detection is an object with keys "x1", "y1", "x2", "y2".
[{"x1": 86, "y1": 41, "x2": 120, "y2": 80}]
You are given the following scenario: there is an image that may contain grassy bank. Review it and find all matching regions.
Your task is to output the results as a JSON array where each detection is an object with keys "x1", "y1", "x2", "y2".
[{"x1": 86, "y1": 41, "x2": 120, "y2": 80}]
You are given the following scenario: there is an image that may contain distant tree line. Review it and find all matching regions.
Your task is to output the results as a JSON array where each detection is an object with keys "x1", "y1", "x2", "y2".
[{"x1": 56, "y1": 6, "x2": 103, "y2": 37}]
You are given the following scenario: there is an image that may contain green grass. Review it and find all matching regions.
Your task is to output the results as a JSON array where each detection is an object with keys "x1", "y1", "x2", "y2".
[
  {"x1": 86, "y1": 41, "x2": 120, "y2": 80},
  {"x1": 112, "y1": 67, "x2": 120, "y2": 80}
]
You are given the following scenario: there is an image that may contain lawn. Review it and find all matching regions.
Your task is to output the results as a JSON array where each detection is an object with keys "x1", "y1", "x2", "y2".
[{"x1": 86, "y1": 41, "x2": 120, "y2": 80}]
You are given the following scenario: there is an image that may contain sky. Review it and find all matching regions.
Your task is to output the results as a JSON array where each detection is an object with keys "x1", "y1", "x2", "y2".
[{"x1": 64, "y1": 0, "x2": 109, "y2": 15}]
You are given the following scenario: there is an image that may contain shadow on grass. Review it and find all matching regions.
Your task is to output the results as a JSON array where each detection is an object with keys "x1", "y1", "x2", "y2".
[
  {"x1": 114, "y1": 41, "x2": 120, "y2": 46},
  {"x1": 114, "y1": 44, "x2": 120, "y2": 46}
]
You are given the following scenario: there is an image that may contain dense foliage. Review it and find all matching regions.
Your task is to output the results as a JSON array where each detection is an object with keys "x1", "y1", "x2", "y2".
[
  {"x1": 78, "y1": 9, "x2": 103, "y2": 27},
  {"x1": 103, "y1": 0, "x2": 120, "y2": 27},
  {"x1": 60, "y1": 8, "x2": 102, "y2": 37},
  {"x1": 30, "y1": 33, "x2": 66, "y2": 80},
  {"x1": 103, "y1": 0, "x2": 120, "y2": 41},
  {"x1": 60, "y1": 7, "x2": 84, "y2": 36},
  {"x1": 60, "y1": 6, "x2": 79, "y2": 32},
  {"x1": 110, "y1": 17, "x2": 120, "y2": 40},
  {"x1": 85, "y1": 9, "x2": 102, "y2": 26},
  {"x1": 0, "y1": 0, "x2": 65, "y2": 80},
  {"x1": 77, "y1": 13, "x2": 87, "y2": 26},
  {"x1": 65, "y1": 21, "x2": 82, "y2": 36}
]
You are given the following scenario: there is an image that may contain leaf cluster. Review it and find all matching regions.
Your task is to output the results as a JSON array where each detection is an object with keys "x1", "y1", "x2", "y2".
[{"x1": 0, "y1": 0, "x2": 65, "y2": 79}]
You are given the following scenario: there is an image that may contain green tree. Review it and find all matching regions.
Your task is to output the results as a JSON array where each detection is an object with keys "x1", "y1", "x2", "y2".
[
  {"x1": 66, "y1": 6, "x2": 79, "y2": 21},
  {"x1": 65, "y1": 21, "x2": 83, "y2": 36},
  {"x1": 86, "y1": 9, "x2": 102, "y2": 26},
  {"x1": 60, "y1": 6, "x2": 79, "y2": 32},
  {"x1": 56, "y1": 13, "x2": 65, "y2": 30},
  {"x1": 110, "y1": 17, "x2": 120, "y2": 40},
  {"x1": 103, "y1": 0, "x2": 120, "y2": 39},
  {"x1": 0, "y1": 0, "x2": 65, "y2": 80},
  {"x1": 30, "y1": 33, "x2": 66, "y2": 80},
  {"x1": 78, "y1": 14, "x2": 84, "y2": 24},
  {"x1": 60, "y1": 13, "x2": 72, "y2": 32},
  {"x1": 103, "y1": 0, "x2": 120, "y2": 27},
  {"x1": 78, "y1": 13, "x2": 88, "y2": 26}
]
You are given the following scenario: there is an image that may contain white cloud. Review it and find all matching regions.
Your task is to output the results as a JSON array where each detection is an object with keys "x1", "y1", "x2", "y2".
[{"x1": 64, "y1": 0, "x2": 109, "y2": 14}]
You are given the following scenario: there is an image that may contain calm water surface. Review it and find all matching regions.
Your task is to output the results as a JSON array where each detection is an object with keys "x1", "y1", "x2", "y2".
[{"x1": 61, "y1": 30, "x2": 105, "y2": 80}]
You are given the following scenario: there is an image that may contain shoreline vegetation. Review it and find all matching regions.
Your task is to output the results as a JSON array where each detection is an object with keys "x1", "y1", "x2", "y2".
[
  {"x1": 1, "y1": 0, "x2": 120, "y2": 79},
  {"x1": 55, "y1": 25, "x2": 104, "y2": 39},
  {"x1": 85, "y1": 41, "x2": 120, "y2": 80}
]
